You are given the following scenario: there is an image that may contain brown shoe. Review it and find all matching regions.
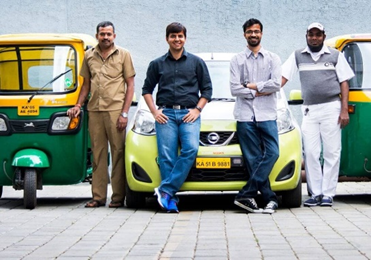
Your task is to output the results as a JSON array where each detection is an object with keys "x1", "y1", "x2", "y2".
[
  {"x1": 109, "y1": 201, "x2": 124, "y2": 208},
  {"x1": 85, "y1": 200, "x2": 105, "y2": 208}
]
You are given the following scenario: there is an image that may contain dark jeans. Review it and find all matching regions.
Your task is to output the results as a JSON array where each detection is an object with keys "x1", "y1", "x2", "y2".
[{"x1": 236, "y1": 120, "x2": 279, "y2": 204}]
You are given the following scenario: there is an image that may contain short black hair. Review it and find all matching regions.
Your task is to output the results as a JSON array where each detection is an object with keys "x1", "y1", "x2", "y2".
[
  {"x1": 166, "y1": 22, "x2": 187, "y2": 38},
  {"x1": 242, "y1": 18, "x2": 263, "y2": 33},
  {"x1": 96, "y1": 21, "x2": 115, "y2": 34}
]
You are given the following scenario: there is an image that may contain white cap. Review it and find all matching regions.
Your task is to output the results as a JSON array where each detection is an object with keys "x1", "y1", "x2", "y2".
[{"x1": 307, "y1": 22, "x2": 325, "y2": 32}]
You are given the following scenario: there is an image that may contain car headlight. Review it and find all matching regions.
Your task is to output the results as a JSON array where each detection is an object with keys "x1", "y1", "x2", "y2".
[
  {"x1": 0, "y1": 117, "x2": 7, "y2": 131},
  {"x1": 277, "y1": 108, "x2": 295, "y2": 134},
  {"x1": 132, "y1": 109, "x2": 156, "y2": 135}
]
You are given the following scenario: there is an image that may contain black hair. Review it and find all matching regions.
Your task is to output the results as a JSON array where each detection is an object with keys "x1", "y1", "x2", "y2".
[
  {"x1": 96, "y1": 21, "x2": 115, "y2": 33},
  {"x1": 242, "y1": 18, "x2": 263, "y2": 33},
  {"x1": 166, "y1": 22, "x2": 187, "y2": 38}
]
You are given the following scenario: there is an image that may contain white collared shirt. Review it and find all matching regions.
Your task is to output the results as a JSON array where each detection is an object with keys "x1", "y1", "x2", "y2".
[{"x1": 282, "y1": 45, "x2": 354, "y2": 83}]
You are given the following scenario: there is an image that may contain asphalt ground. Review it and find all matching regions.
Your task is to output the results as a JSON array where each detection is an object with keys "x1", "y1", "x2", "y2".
[{"x1": 0, "y1": 182, "x2": 371, "y2": 260}]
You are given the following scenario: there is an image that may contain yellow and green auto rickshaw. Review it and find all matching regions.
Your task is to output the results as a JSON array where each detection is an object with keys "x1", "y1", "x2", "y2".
[
  {"x1": 0, "y1": 33, "x2": 97, "y2": 209},
  {"x1": 290, "y1": 33, "x2": 371, "y2": 180}
]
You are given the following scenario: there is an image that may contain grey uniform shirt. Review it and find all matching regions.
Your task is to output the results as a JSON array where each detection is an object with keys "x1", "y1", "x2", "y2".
[{"x1": 230, "y1": 47, "x2": 282, "y2": 122}]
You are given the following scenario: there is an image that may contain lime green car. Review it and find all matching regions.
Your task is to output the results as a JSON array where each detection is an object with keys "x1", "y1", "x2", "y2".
[{"x1": 125, "y1": 53, "x2": 302, "y2": 208}]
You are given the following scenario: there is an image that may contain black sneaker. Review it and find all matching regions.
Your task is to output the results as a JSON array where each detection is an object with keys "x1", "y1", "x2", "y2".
[
  {"x1": 234, "y1": 198, "x2": 263, "y2": 213},
  {"x1": 263, "y1": 201, "x2": 278, "y2": 214},
  {"x1": 303, "y1": 195, "x2": 322, "y2": 207}
]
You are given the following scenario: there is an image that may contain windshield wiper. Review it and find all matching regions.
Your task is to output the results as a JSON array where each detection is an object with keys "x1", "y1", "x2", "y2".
[{"x1": 28, "y1": 69, "x2": 72, "y2": 103}]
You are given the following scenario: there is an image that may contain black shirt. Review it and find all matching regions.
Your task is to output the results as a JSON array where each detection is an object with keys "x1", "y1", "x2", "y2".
[{"x1": 142, "y1": 49, "x2": 212, "y2": 107}]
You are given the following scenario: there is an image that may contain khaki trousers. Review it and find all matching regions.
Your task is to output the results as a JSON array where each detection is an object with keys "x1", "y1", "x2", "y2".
[{"x1": 88, "y1": 110, "x2": 126, "y2": 203}]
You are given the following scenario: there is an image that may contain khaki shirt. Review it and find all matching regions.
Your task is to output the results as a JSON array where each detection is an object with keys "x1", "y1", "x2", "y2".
[{"x1": 80, "y1": 44, "x2": 136, "y2": 111}]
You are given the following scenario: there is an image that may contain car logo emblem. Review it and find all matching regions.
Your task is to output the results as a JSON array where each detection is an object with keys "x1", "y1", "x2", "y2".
[
  {"x1": 24, "y1": 122, "x2": 35, "y2": 128},
  {"x1": 207, "y1": 132, "x2": 220, "y2": 144}
]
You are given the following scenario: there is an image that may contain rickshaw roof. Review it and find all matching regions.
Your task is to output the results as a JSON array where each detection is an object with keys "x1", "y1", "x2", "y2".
[
  {"x1": 0, "y1": 33, "x2": 97, "y2": 49},
  {"x1": 326, "y1": 33, "x2": 371, "y2": 49}
]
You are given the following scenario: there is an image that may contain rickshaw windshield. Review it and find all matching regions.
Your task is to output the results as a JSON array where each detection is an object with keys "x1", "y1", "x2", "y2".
[
  {"x1": 0, "y1": 45, "x2": 77, "y2": 94},
  {"x1": 342, "y1": 42, "x2": 371, "y2": 89}
]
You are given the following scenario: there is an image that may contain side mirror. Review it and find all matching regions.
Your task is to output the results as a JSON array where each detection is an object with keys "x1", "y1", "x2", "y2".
[{"x1": 288, "y1": 89, "x2": 303, "y2": 105}]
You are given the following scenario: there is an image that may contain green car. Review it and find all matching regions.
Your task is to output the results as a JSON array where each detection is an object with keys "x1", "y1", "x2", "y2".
[{"x1": 125, "y1": 53, "x2": 302, "y2": 208}]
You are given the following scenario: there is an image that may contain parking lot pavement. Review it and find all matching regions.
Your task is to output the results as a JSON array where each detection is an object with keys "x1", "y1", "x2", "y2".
[{"x1": 0, "y1": 182, "x2": 371, "y2": 260}]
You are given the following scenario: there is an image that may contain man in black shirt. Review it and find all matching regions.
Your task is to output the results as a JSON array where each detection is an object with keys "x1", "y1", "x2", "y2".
[{"x1": 142, "y1": 22, "x2": 212, "y2": 213}]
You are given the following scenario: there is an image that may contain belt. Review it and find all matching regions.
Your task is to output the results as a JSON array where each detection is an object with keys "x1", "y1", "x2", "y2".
[{"x1": 160, "y1": 105, "x2": 194, "y2": 110}]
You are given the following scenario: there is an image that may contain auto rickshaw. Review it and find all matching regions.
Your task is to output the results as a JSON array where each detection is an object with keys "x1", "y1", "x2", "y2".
[
  {"x1": 289, "y1": 33, "x2": 371, "y2": 180},
  {"x1": 0, "y1": 33, "x2": 97, "y2": 209}
]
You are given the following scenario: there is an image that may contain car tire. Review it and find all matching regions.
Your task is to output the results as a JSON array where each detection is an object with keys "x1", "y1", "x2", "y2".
[
  {"x1": 281, "y1": 176, "x2": 302, "y2": 208},
  {"x1": 125, "y1": 182, "x2": 147, "y2": 208}
]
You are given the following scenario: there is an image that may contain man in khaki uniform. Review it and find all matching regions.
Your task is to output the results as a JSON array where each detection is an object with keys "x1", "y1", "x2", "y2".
[{"x1": 67, "y1": 21, "x2": 136, "y2": 208}]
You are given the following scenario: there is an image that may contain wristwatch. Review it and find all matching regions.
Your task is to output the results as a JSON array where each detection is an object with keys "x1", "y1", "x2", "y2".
[
  {"x1": 120, "y1": 112, "x2": 128, "y2": 118},
  {"x1": 243, "y1": 83, "x2": 248, "y2": 88},
  {"x1": 196, "y1": 106, "x2": 202, "y2": 112}
]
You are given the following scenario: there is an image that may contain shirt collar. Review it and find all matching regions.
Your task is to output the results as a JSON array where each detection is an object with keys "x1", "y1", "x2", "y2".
[
  {"x1": 301, "y1": 45, "x2": 330, "y2": 55},
  {"x1": 245, "y1": 46, "x2": 267, "y2": 58},
  {"x1": 165, "y1": 48, "x2": 188, "y2": 60},
  {"x1": 93, "y1": 43, "x2": 118, "y2": 57}
]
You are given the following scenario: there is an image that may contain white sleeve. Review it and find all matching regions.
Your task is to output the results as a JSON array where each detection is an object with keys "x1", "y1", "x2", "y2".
[
  {"x1": 336, "y1": 52, "x2": 355, "y2": 83},
  {"x1": 281, "y1": 52, "x2": 298, "y2": 81}
]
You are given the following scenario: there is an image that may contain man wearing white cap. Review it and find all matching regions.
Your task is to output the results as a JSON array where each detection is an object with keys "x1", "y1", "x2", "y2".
[{"x1": 281, "y1": 22, "x2": 354, "y2": 207}]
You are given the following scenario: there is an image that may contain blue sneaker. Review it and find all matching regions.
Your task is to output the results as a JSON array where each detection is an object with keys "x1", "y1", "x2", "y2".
[
  {"x1": 167, "y1": 199, "x2": 179, "y2": 213},
  {"x1": 154, "y1": 187, "x2": 170, "y2": 210},
  {"x1": 303, "y1": 195, "x2": 322, "y2": 207},
  {"x1": 320, "y1": 196, "x2": 333, "y2": 207}
]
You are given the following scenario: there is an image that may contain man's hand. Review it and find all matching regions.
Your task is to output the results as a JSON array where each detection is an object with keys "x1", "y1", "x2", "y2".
[
  {"x1": 153, "y1": 109, "x2": 168, "y2": 124},
  {"x1": 116, "y1": 115, "x2": 128, "y2": 131},
  {"x1": 338, "y1": 111, "x2": 349, "y2": 129},
  {"x1": 67, "y1": 106, "x2": 81, "y2": 119},
  {"x1": 182, "y1": 108, "x2": 200, "y2": 123}
]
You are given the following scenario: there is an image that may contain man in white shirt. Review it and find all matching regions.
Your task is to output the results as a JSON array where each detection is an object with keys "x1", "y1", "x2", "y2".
[{"x1": 281, "y1": 22, "x2": 354, "y2": 207}]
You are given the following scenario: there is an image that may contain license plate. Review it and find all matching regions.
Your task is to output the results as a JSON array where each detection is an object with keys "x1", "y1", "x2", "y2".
[
  {"x1": 18, "y1": 104, "x2": 40, "y2": 116},
  {"x1": 196, "y1": 158, "x2": 231, "y2": 169}
]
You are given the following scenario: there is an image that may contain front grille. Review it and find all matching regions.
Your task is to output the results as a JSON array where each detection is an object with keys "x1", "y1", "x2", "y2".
[
  {"x1": 186, "y1": 167, "x2": 248, "y2": 182},
  {"x1": 10, "y1": 119, "x2": 49, "y2": 133},
  {"x1": 200, "y1": 131, "x2": 238, "y2": 146}
]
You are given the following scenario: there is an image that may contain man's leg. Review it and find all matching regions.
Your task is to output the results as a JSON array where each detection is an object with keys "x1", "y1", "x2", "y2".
[
  {"x1": 159, "y1": 109, "x2": 200, "y2": 200},
  {"x1": 155, "y1": 109, "x2": 179, "y2": 190},
  {"x1": 320, "y1": 101, "x2": 341, "y2": 198},
  {"x1": 89, "y1": 111, "x2": 109, "y2": 204},
  {"x1": 235, "y1": 121, "x2": 262, "y2": 199},
  {"x1": 106, "y1": 110, "x2": 126, "y2": 204},
  {"x1": 254, "y1": 120, "x2": 279, "y2": 204},
  {"x1": 301, "y1": 104, "x2": 323, "y2": 198}
]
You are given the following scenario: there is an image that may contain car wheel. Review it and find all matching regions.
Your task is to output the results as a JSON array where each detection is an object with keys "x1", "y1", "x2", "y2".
[
  {"x1": 125, "y1": 182, "x2": 146, "y2": 208},
  {"x1": 281, "y1": 176, "x2": 302, "y2": 208}
]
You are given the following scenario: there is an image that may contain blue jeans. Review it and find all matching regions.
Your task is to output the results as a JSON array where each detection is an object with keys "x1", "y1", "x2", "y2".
[
  {"x1": 155, "y1": 109, "x2": 200, "y2": 202},
  {"x1": 236, "y1": 120, "x2": 279, "y2": 203}
]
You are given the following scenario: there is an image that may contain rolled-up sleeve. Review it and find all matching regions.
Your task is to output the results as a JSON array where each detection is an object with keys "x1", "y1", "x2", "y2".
[
  {"x1": 256, "y1": 53, "x2": 282, "y2": 93},
  {"x1": 142, "y1": 60, "x2": 159, "y2": 96},
  {"x1": 229, "y1": 55, "x2": 255, "y2": 99},
  {"x1": 197, "y1": 59, "x2": 213, "y2": 101}
]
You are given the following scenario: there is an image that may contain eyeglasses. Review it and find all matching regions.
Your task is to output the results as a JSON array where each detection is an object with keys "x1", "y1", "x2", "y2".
[{"x1": 245, "y1": 30, "x2": 261, "y2": 35}]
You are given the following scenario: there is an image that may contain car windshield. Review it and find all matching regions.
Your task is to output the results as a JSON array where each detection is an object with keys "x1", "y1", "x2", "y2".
[
  {"x1": 205, "y1": 61, "x2": 234, "y2": 99},
  {"x1": 342, "y1": 42, "x2": 371, "y2": 89},
  {"x1": 0, "y1": 45, "x2": 77, "y2": 94}
]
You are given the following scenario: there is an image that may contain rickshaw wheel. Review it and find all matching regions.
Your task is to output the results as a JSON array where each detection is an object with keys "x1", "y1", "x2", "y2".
[{"x1": 24, "y1": 169, "x2": 37, "y2": 209}]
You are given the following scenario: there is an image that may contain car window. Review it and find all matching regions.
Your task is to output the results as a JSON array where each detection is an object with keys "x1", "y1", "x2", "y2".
[
  {"x1": 343, "y1": 42, "x2": 371, "y2": 89},
  {"x1": 205, "y1": 61, "x2": 233, "y2": 99}
]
